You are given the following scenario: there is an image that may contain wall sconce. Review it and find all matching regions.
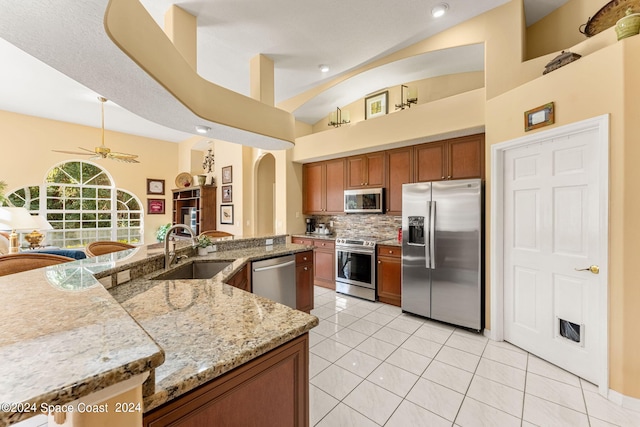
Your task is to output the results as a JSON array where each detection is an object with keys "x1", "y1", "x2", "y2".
[
  {"x1": 328, "y1": 107, "x2": 350, "y2": 127},
  {"x1": 395, "y1": 85, "x2": 418, "y2": 110}
]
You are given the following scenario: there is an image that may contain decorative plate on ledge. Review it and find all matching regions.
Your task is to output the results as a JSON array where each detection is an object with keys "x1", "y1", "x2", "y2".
[
  {"x1": 175, "y1": 172, "x2": 193, "y2": 188},
  {"x1": 580, "y1": 0, "x2": 640, "y2": 37}
]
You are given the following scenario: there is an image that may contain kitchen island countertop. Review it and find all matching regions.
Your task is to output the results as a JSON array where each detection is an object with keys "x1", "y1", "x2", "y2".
[{"x1": 0, "y1": 237, "x2": 317, "y2": 426}]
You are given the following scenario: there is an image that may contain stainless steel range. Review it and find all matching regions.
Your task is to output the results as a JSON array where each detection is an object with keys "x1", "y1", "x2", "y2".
[{"x1": 335, "y1": 236, "x2": 377, "y2": 301}]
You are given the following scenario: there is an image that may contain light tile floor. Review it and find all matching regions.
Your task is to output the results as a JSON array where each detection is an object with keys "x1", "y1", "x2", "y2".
[
  {"x1": 14, "y1": 285, "x2": 640, "y2": 427},
  {"x1": 309, "y1": 286, "x2": 640, "y2": 427}
]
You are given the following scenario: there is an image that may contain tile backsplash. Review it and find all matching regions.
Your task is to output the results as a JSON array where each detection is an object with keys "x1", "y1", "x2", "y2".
[{"x1": 311, "y1": 214, "x2": 401, "y2": 240}]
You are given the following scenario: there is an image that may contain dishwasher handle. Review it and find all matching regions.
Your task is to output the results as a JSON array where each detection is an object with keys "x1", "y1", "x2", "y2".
[{"x1": 252, "y1": 260, "x2": 296, "y2": 273}]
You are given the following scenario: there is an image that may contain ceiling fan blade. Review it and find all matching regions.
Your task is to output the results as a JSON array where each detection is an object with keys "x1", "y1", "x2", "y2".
[
  {"x1": 78, "y1": 147, "x2": 97, "y2": 154},
  {"x1": 52, "y1": 149, "x2": 93, "y2": 156},
  {"x1": 108, "y1": 152, "x2": 140, "y2": 163}
]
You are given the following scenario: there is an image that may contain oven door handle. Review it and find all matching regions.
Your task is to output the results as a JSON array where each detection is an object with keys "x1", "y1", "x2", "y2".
[{"x1": 335, "y1": 248, "x2": 375, "y2": 256}]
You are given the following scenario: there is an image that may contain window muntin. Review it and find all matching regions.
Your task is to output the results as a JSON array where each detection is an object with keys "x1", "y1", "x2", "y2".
[{"x1": 5, "y1": 161, "x2": 143, "y2": 248}]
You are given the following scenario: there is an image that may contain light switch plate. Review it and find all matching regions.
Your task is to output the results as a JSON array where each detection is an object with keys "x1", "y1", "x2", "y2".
[{"x1": 265, "y1": 238, "x2": 274, "y2": 245}]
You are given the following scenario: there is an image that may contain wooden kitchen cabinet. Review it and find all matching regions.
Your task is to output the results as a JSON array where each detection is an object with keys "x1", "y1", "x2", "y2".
[
  {"x1": 226, "y1": 264, "x2": 250, "y2": 292},
  {"x1": 302, "y1": 159, "x2": 344, "y2": 214},
  {"x1": 346, "y1": 152, "x2": 385, "y2": 189},
  {"x1": 385, "y1": 147, "x2": 413, "y2": 215},
  {"x1": 292, "y1": 237, "x2": 336, "y2": 290},
  {"x1": 377, "y1": 245, "x2": 402, "y2": 307},
  {"x1": 172, "y1": 186, "x2": 217, "y2": 236},
  {"x1": 415, "y1": 134, "x2": 484, "y2": 182},
  {"x1": 143, "y1": 334, "x2": 309, "y2": 427},
  {"x1": 313, "y1": 239, "x2": 335, "y2": 290},
  {"x1": 296, "y1": 251, "x2": 314, "y2": 313}
]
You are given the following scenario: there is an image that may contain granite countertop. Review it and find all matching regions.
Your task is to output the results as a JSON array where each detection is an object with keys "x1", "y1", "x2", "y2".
[
  {"x1": 0, "y1": 236, "x2": 317, "y2": 426},
  {"x1": 109, "y1": 243, "x2": 318, "y2": 412},
  {"x1": 0, "y1": 255, "x2": 164, "y2": 427},
  {"x1": 291, "y1": 233, "x2": 335, "y2": 241},
  {"x1": 377, "y1": 238, "x2": 402, "y2": 247}
]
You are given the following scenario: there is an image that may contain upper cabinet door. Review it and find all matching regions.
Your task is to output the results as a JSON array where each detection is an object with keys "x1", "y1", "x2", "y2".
[
  {"x1": 386, "y1": 147, "x2": 413, "y2": 215},
  {"x1": 415, "y1": 141, "x2": 446, "y2": 182},
  {"x1": 324, "y1": 158, "x2": 345, "y2": 213},
  {"x1": 447, "y1": 134, "x2": 485, "y2": 180},
  {"x1": 346, "y1": 156, "x2": 365, "y2": 188},
  {"x1": 346, "y1": 153, "x2": 385, "y2": 189},
  {"x1": 415, "y1": 134, "x2": 484, "y2": 182},
  {"x1": 366, "y1": 152, "x2": 385, "y2": 187},
  {"x1": 303, "y1": 162, "x2": 324, "y2": 214}
]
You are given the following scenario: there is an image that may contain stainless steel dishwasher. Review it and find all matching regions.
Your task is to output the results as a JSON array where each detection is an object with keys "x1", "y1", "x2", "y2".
[{"x1": 251, "y1": 255, "x2": 296, "y2": 309}]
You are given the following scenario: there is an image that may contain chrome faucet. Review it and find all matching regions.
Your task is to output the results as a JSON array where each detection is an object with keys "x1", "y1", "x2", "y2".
[{"x1": 164, "y1": 224, "x2": 198, "y2": 269}]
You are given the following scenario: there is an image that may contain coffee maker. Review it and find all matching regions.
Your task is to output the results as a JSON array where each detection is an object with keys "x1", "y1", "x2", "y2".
[{"x1": 305, "y1": 218, "x2": 315, "y2": 234}]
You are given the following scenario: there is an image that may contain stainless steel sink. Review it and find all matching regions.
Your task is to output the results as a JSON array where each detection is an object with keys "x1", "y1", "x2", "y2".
[{"x1": 152, "y1": 261, "x2": 232, "y2": 280}]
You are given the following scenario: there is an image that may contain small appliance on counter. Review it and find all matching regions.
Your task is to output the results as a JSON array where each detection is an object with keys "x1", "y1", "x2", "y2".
[{"x1": 305, "y1": 218, "x2": 315, "y2": 234}]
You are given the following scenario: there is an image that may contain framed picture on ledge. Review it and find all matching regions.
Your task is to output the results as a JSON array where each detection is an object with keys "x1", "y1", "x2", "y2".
[
  {"x1": 220, "y1": 205, "x2": 234, "y2": 224},
  {"x1": 365, "y1": 90, "x2": 388, "y2": 120}
]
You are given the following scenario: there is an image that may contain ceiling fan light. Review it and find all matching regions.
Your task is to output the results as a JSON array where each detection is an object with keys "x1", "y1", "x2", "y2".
[
  {"x1": 431, "y1": 3, "x2": 449, "y2": 18},
  {"x1": 195, "y1": 125, "x2": 211, "y2": 134}
]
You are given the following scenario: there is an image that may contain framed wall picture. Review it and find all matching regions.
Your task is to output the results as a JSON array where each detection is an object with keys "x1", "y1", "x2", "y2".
[
  {"x1": 220, "y1": 204, "x2": 234, "y2": 224},
  {"x1": 147, "y1": 199, "x2": 165, "y2": 214},
  {"x1": 525, "y1": 102, "x2": 555, "y2": 131},
  {"x1": 222, "y1": 166, "x2": 233, "y2": 184},
  {"x1": 365, "y1": 91, "x2": 389, "y2": 120},
  {"x1": 146, "y1": 178, "x2": 165, "y2": 195},
  {"x1": 222, "y1": 185, "x2": 233, "y2": 203}
]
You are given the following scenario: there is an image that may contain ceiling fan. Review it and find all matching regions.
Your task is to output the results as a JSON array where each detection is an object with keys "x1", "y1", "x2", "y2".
[{"x1": 53, "y1": 97, "x2": 140, "y2": 163}]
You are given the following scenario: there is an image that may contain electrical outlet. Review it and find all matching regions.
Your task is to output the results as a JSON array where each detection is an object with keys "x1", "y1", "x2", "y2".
[
  {"x1": 266, "y1": 238, "x2": 274, "y2": 245},
  {"x1": 296, "y1": 211, "x2": 300, "y2": 218},
  {"x1": 116, "y1": 269, "x2": 131, "y2": 285},
  {"x1": 330, "y1": 220, "x2": 334, "y2": 227},
  {"x1": 210, "y1": 245, "x2": 217, "y2": 252},
  {"x1": 98, "y1": 276, "x2": 112, "y2": 289}
]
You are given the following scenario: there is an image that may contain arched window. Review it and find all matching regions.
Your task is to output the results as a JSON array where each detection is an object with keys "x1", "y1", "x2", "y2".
[{"x1": 6, "y1": 161, "x2": 143, "y2": 248}]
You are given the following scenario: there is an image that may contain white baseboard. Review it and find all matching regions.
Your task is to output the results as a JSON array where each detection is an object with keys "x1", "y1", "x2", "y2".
[
  {"x1": 608, "y1": 389, "x2": 640, "y2": 413},
  {"x1": 483, "y1": 328, "x2": 497, "y2": 341}
]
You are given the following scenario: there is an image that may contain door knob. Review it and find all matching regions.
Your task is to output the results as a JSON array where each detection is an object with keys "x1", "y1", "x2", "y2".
[{"x1": 575, "y1": 265, "x2": 599, "y2": 274}]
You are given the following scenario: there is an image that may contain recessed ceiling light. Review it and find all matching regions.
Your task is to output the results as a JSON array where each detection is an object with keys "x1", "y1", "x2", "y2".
[
  {"x1": 318, "y1": 64, "x2": 330, "y2": 73},
  {"x1": 431, "y1": 3, "x2": 449, "y2": 18},
  {"x1": 195, "y1": 125, "x2": 210, "y2": 134}
]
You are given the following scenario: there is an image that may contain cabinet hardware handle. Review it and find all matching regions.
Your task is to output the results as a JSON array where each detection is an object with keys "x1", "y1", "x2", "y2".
[
  {"x1": 447, "y1": 175, "x2": 452, "y2": 179},
  {"x1": 389, "y1": 250, "x2": 393, "y2": 254},
  {"x1": 378, "y1": 260, "x2": 381, "y2": 264},
  {"x1": 304, "y1": 267, "x2": 308, "y2": 271},
  {"x1": 441, "y1": 176, "x2": 445, "y2": 179}
]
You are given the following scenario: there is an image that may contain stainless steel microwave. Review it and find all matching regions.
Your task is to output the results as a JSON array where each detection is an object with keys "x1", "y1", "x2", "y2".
[{"x1": 344, "y1": 188, "x2": 384, "y2": 213}]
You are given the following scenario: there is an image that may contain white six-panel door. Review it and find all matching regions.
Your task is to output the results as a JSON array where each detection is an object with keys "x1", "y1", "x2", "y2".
[{"x1": 500, "y1": 119, "x2": 607, "y2": 385}]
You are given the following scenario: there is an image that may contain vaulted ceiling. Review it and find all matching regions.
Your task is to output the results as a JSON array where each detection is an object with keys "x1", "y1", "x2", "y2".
[{"x1": 0, "y1": 0, "x2": 568, "y2": 144}]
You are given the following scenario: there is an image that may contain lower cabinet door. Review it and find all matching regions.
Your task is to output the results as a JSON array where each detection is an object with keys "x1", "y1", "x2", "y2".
[{"x1": 144, "y1": 335, "x2": 309, "y2": 427}]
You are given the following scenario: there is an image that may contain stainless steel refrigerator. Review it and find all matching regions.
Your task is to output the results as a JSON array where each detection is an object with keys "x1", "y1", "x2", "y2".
[{"x1": 401, "y1": 179, "x2": 483, "y2": 331}]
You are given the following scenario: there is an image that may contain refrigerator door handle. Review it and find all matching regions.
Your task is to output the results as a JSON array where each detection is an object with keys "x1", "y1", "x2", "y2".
[
  {"x1": 425, "y1": 201, "x2": 431, "y2": 269},
  {"x1": 429, "y1": 201, "x2": 436, "y2": 269}
]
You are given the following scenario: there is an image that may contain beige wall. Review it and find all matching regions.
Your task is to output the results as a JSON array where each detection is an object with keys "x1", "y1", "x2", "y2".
[
  {"x1": 526, "y1": 0, "x2": 603, "y2": 59},
  {"x1": 212, "y1": 139, "x2": 244, "y2": 235},
  {"x1": 0, "y1": 110, "x2": 179, "y2": 244},
  {"x1": 311, "y1": 72, "x2": 485, "y2": 133}
]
